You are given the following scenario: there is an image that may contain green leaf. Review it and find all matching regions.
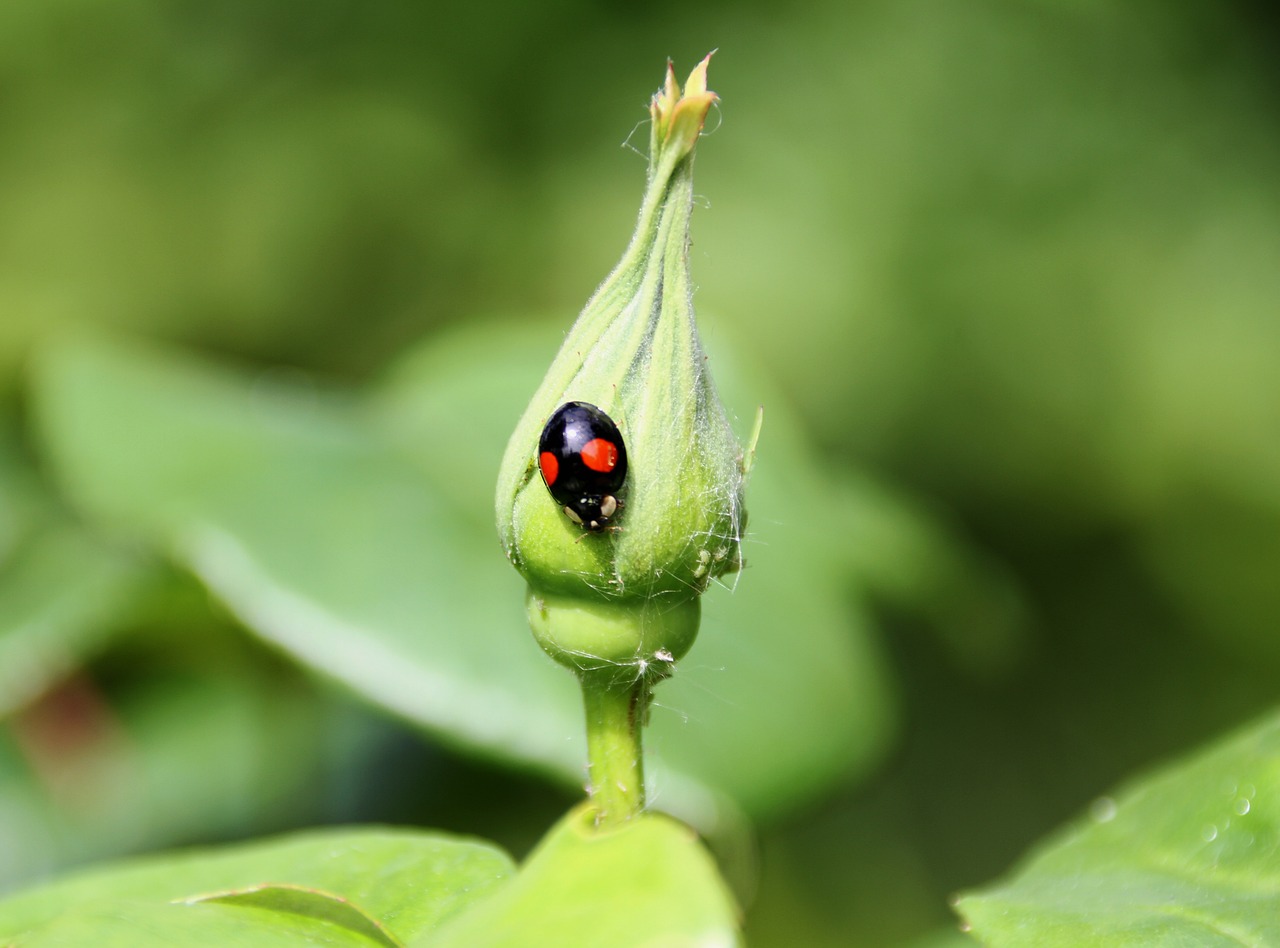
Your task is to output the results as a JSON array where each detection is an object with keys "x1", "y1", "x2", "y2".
[
  {"x1": 31, "y1": 336, "x2": 586, "y2": 783},
  {"x1": 191, "y1": 883, "x2": 404, "y2": 947},
  {"x1": 426, "y1": 805, "x2": 739, "y2": 947},
  {"x1": 0, "y1": 435, "x2": 33, "y2": 567},
  {"x1": 0, "y1": 655, "x2": 332, "y2": 892},
  {"x1": 0, "y1": 827, "x2": 515, "y2": 946},
  {"x1": 0, "y1": 520, "x2": 150, "y2": 718},
  {"x1": 0, "y1": 808, "x2": 733, "y2": 947},
  {"x1": 0, "y1": 433, "x2": 153, "y2": 718},
  {"x1": 9, "y1": 900, "x2": 393, "y2": 947},
  {"x1": 832, "y1": 471, "x2": 1027, "y2": 680},
  {"x1": 33, "y1": 328, "x2": 898, "y2": 822},
  {"x1": 955, "y1": 710, "x2": 1280, "y2": 946}
]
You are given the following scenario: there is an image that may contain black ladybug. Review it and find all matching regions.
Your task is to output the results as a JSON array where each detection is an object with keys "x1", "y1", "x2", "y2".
[{"x1": 538, "y1": 401, "x2": 628, "y2": 532}]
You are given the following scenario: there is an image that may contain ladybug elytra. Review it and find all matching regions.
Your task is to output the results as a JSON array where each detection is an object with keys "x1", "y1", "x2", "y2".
[{"x1": 538, "y1": 401, "x2": 627, "y2": 532}]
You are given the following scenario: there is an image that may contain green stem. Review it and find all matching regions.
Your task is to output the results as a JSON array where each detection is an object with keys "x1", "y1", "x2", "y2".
[{"x1": 580, "y1": 674, "x2": 648, "y2": 824}]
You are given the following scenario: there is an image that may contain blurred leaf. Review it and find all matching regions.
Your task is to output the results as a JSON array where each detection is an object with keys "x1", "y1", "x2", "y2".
[
  {"x1": 0, "y1": 417, "x2": 341, "y2": 892},
  {"x1": 428, "y1": 805, "x2": 738, "y2": 947},
  {"x1": 32, "y1": 335, "x2": 586, "y2": 786},
  {"x1": 955, "y1": 710, "x2": 1280, "y2": 946},
  {"x1": 0, "y1": 646, "x2": 330, "y2": 893},
  {"x1": 1140, "y1": 487, "x2": 1280, "y2": 665},
  {"x1": 0, "y1": 429, "x2": 155, "y2": 718},
  {"x1": 30, "y1": 329, "x2": 901, "y2": 823},
  {"x1": 832, "y1": 471, "x2": 1027, "y2": 679},
  {"x1": 0, "y1": 435, "x2": 34, "y2": 567},
  {"x1": 0, "y1": 826, "x2": 514, "y2": 946},
  {"x1": 0, "y1": 521, "x2": 151, "y2": 718}
]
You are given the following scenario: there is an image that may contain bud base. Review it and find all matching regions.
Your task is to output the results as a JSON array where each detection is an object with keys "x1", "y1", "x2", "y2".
[{"x1": 526, "y1": 589, "x2": 700, "y2": 685}]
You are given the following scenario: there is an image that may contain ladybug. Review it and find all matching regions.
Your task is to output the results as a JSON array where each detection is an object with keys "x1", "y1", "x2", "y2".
[{"x1": 538, "y1": 401, "x2": 628, "y2": 532}]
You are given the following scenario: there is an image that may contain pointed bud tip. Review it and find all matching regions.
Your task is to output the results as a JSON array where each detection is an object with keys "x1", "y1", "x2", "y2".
[
  {"x1": 683, "y1": 50, "x2": 716, "y2": 98},
  {"x1": 649, "y1": 53, "x2": 719, "y2": 159}
]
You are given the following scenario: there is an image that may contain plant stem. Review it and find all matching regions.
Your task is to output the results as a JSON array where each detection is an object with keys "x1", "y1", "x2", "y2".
[{"x1": 581, "y1": 675, "x2": 648, "y2": 824}]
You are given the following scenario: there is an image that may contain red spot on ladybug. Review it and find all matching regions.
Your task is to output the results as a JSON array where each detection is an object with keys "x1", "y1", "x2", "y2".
[
  {"x1": 537, "y1": 402, "x2": 628, "y2": 532},
  {"x1": 580, "y1": 438, "x2": 618, "y2": 474},
  {"x1": 539, "y1": 451, "x2": 559, "y2": 486}
]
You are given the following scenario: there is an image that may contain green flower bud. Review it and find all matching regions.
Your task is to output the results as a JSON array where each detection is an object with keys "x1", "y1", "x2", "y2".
[{"x1": 495, "y1": 55, "x2": 747, "y2": 678}]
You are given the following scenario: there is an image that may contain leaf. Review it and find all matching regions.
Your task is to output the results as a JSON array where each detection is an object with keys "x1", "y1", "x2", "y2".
[
  {"x1": 0, "y1": 433, "x2": 153, "y2": 718},
  {"x1": 31, "y1": 336, "x2": 586, "y2": 784},
  {"x1": 0, "y1": 827, "x2": 515, "y2": 946},
  {"x1": 832, "y1": 471, "x2": 1027, "y2": 680},
  {"x1": 11, "y1": 900, "x2": 390, "y2": 947},
  {"x1": 426, "y1": 805, "x2": 739, "y2": 947},
  {"x1": 0, "y1": 520, "x2": 151, "y2": 718},
  {"x1": 0, "y1": 808, "x2": 733, "y2": 947},
  {"x1": 33, "y1": 328, "x2": 899, "y2": 822},
  {"x1": 0, "y1": 434, "x2": 34, "y2": 567},
  {"x1": 190, "y1": 883, "x2": 404, "y2": 947},
  {"x1": 0, "y1": 656, "x2": 332, "y2": 893},
  {"x1": 955, "y1": 710, "x2": 1280, "y2": 946}
]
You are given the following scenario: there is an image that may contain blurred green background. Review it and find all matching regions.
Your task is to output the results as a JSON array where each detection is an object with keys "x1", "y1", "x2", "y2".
[{"x1": 2, "y1": 1, "x2": 1279, "y2": 944}]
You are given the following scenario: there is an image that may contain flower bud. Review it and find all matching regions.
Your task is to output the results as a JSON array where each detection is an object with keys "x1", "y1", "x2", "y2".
[{"x1": 495, "y1": 55, "x2": 747, "y2": 676}]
